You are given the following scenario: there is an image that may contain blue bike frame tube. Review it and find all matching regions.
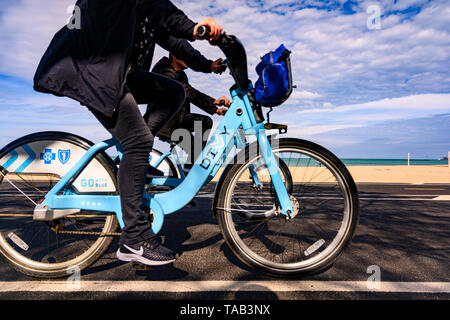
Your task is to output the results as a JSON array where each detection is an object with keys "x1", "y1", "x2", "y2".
[
  {"x1": 152, "y1": 151, "x2": 171, "y2": 169},
  {"x1": 146, "y1": 91, "x2": 247, "y2": 216},
  {"x1": 148, "y1": 177, "x2": 182, "y2": 188},
  {"x1": 256, "y1": 131, "x2": 293, "y2": 216},
  {"x1": 45, "y1": 195, "x2": 121, "y2": 218},
  {"x1": 248, "y1": 164, "x2": 262, "y2": 188},
  {"x1": 40, "y1": 138, "x2": 126, "y2": 228}
]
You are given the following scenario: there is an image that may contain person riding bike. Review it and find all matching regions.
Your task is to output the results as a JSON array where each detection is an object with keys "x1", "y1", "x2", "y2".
[
  {"x1": 33, "y1": 0, "x2": 222, "y2": 267},
  {"x1": 119, "y1": 21, "x2": 228, "y2": 178},
  {"x1": 146, "y1": 53, "x2": 231, "y2": 173}
]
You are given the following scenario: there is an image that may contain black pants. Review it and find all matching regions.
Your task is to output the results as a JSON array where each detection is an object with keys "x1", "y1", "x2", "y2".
[{"x1": 89, "y1": 69, "x2": 185, "y2": 245}]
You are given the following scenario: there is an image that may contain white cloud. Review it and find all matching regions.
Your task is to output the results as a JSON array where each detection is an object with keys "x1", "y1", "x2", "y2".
[
  {"x1": 278, "y1": 93, "x2": 450, "y2": 143},
  {"x1": 290, "y1": 90, "x2": 321, "y2": 100},
  {"x1": 297, "y1": 93, "x2": 450, "y2": 115},
  {"x1": 288, "y1": 124, "x2": 365, "y2": 136},
  {"x1": 0, "y1": 0, "x2": 74, "y2": 79}
]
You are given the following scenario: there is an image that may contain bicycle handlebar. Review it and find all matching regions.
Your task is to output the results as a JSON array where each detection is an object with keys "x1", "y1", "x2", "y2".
[
  {"x1": 196, "y1": 25, "x2": 250, "y2": 91},
  {"x1": 196, "y1": 25, "x2": 211, "y2": 40}
]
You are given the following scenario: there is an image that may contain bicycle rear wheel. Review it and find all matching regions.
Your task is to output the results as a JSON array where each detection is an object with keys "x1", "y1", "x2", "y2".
[
  {"x1": 215, "y1": 138, "x2": 359, "y2": 277},
  {"x1": 0, "y1": 132, "x2": 119, "y2": 278}
]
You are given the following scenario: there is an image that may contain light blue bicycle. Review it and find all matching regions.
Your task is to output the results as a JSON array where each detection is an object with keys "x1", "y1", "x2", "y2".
[{"x1": 0, "y1": 30, "x2": 359, "y2": 278}]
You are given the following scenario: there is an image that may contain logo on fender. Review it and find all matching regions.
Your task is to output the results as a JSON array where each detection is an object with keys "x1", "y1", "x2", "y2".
[
  {"x1": 58, "y1": 149, "x2": 71, "y2": 165},
  {"x1": 80, "y1": 178, "x2": 108, "y2": 188},
  {"x1": 40, "y1": 149, "x2": 56, "y2": 165}
]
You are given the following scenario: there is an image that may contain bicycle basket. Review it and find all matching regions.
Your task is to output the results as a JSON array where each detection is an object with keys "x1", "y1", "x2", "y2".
[{"x1": 254, "y1": 44, "x2": 293, "y2": 107}]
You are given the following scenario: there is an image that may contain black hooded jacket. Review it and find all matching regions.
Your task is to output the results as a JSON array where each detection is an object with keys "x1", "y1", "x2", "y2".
[
  {"x1": 133, "y1": 25, "x2": 213, "y2": 75},
  {"x1": 153, "y1": 57, "x2": 217, "y2": 116},
  {"x1": 33, "y1": 0, "x2": 199, "y2": 117},
  {"x1": 149, "y1": 56, "x2": 218, "y2": 139}
]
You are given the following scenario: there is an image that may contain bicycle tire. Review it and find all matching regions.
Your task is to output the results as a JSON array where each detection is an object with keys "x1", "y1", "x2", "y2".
[
  {"x1": 0, "y1": 131, "x2": 119, "y2": 278},
  {"x1": 214, "y1": 138, "x2": 359, "y2": 277}
]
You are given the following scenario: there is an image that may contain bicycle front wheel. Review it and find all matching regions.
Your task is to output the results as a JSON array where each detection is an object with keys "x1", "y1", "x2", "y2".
[
  {"x1": 0, "y1": 132, "x2": 119, "y2": 278},
  {"x1": 215, "y1": 138, "x2": 359, "y2": 277}
]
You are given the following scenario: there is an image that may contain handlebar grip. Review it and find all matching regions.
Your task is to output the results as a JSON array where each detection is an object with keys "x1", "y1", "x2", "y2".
[{"x1": 196, "y1": 25, "x2": 211, "y2": 40}]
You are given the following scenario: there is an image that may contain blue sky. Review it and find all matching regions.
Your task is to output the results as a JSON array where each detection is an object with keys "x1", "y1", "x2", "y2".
[{"x1": 0, "y1": 0, "x2": 449, "y2": 159}]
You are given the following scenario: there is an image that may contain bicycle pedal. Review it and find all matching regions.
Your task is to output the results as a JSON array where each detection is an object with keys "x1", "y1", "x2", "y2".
[{"x1": 131, "y1": 262, "x2": 155, "y2": 271}]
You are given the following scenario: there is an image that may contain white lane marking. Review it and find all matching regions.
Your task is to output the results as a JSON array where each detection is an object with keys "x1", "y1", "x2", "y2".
[
  {"x1": 432, "y1": 195, "x2": 450, "y2": 201},
  {"x1": 0, "y1": 281, "x2": 449, "y2": 293}
]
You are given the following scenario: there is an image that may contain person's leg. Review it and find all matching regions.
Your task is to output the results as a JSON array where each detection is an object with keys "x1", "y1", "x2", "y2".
[
  {"x1": 129, "y1": 69, "x2": 185, "y2": 177},
  {"x1": 128, "y1": 70, "x2": 185, "y2": 136},
  {"x1": 88, "y1": 90, "x2": 155, "y2": 246}
]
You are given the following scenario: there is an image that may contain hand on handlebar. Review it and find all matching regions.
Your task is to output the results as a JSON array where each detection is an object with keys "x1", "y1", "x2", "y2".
[
  {"x1": 210, "y1": 58, "x2": 227, "y2": 74},
  {"x1": 193, "y1": 17, "x2": 222, "y2": 41},
  {"x1": 215, "y1": 107, "x2": 228, "y2": 116},
  {"x1": 214, "y1": 96, "x2": 231, "y2": 116}
]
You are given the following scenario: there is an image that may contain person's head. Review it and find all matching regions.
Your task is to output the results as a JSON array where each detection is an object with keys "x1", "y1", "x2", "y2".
[{"x1": 169, "y1": 53, "x2": 188, "y2": 71}]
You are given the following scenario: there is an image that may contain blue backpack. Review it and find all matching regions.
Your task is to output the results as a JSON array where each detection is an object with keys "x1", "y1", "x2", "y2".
[{"x1": 254, "y1": 44, "x2": 293, "y2": 107}]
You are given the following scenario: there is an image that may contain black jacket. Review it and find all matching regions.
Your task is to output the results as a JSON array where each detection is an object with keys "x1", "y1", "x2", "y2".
[
  {"x1": 151, "y1": 57, "x2": 217, "y2": 133},
  {"x1": 139, "y1": 27, "x2": 213, "y2": 74},
  {"x1": 153, "y1": 56, "x2": 217, "y2": 114},
  {"x1": 33, "y1": 0, "x2": 197, "y2": 117}
]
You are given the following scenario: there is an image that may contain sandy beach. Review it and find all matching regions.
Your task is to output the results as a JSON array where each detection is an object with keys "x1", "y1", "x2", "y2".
[
  {"x1": 347, "y1": 165, "x2": 450, "y2": 184},
  {"x1": 211, "y1": 164, "x2": 450, "y2": 184}
]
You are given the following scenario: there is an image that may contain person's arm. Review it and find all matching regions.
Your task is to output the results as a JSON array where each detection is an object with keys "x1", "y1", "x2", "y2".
[
  {"x1": 139, "y1": 0, "x2": 222, "y2": 41},
  {"x1": 184, "y1": 82, "x2": 230, "y2": 115},
  {"x1": 152, "y1": 58, "x2": 229, "y2": 115},
  {"x1": 155, "y1": 28, "x2": 212, "y2": 73},
  {"x1": 138, "y1": 0, "x2": 196, "y2": 40},
  {"x1": 184, "y1": 82, "x2": 218, "y2": 115}
]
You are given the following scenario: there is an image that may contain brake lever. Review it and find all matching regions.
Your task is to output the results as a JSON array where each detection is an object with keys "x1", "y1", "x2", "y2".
[{"x1": 222, "y1": 59, "x2": 230, "y2": 69}]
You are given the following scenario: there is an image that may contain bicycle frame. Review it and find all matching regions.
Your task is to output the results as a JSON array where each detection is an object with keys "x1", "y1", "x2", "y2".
[
  {"x1": 148, "y1": 124, "x2": 248, "y2": 188},
  {"x1": 38, "y1": 83, "x2": 294, "y2": 234}
]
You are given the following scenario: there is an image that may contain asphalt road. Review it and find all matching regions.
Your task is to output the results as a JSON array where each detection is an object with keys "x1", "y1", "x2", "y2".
[{"x1": 0, "y1": 182, "x2": 449, "y2": 301}]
